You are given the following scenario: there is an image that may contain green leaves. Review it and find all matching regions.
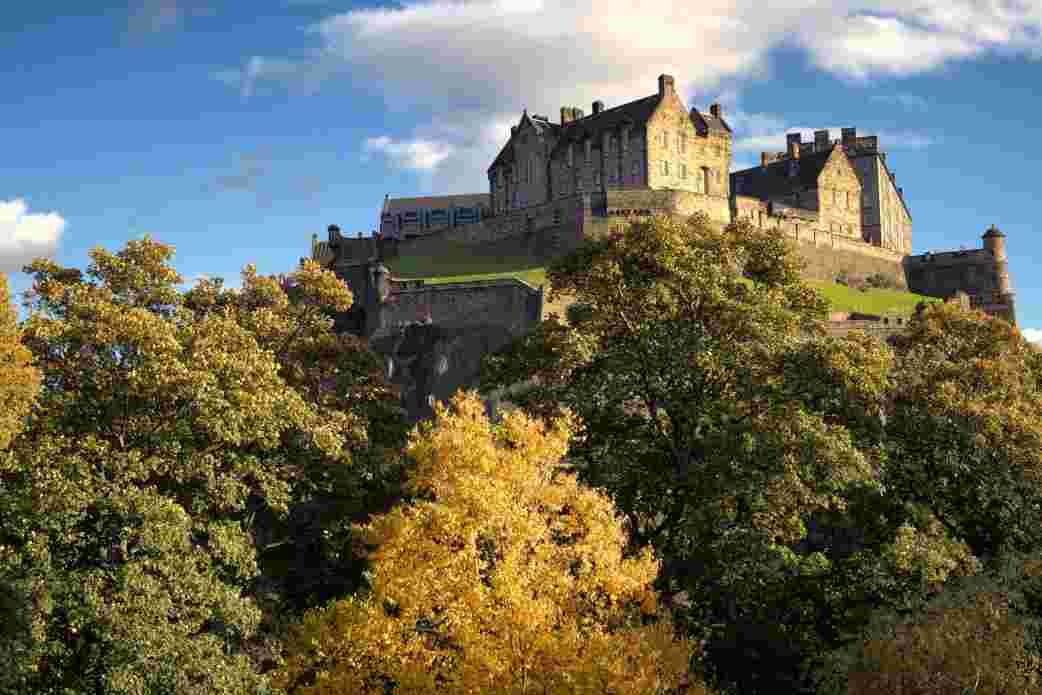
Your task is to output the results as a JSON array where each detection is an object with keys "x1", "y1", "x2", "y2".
[{"x1": 1, "y1": 238, "x2": 407, "y2": 691}]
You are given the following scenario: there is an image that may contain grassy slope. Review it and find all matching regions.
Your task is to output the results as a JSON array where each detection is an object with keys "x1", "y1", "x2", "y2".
[{"x1": 385, "y1": 240, "x2": 939, "y2": 317}]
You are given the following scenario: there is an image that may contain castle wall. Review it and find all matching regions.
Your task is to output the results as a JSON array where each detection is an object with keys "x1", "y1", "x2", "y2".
[
  {"x1": 903, "y1": 249, "x2": 1004, "y2": 298},
  {"x1": 733, "y1": 194, "x2": 907, "y2": 287},
  {"x1": 816, "y1": 148, "x2": 863, "y2": 242},
  {"x1": 373, "y1": 278, "x2": 544, "y2": 341},
  {"x1": 850, "y1": 153, "x2": 912, "y2": 255},
  {"x1": 645, "y1": 90, "x2": 731, "y2": 199}
]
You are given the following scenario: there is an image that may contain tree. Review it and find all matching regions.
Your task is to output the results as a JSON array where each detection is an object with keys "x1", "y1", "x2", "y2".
[
  {"x1": 0, "y1": 238, "x2": 407, "y2": 692},
  {"x1": 276, "y1": 391, "x2": 711, "y2": 695},
  {"x1": 812, "y1": 551, "x2": 1042, "y2": 694},
  {"x1": 886, "y1": 301, "x2": 1042, "y2": 560},
  {"x1": 478, "y1": 214, "x2": 986, "y2": 693},
  {"x1": 0, "y1": 272, "x2": 40, "y2": 449}
]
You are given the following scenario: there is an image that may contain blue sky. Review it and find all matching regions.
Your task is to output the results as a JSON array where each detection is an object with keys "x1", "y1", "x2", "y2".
[{"x1": 3, "y1": 1, "x2": 1041, "y2": 338}]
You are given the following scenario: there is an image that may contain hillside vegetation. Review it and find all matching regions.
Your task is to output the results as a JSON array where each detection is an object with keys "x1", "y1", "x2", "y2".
[
  {"x1": 5, "y1": 215, "x2": 1038, "y2": 695},
  {"x1": 385, "y1": 238, "x2": 940, "y2": 317}
]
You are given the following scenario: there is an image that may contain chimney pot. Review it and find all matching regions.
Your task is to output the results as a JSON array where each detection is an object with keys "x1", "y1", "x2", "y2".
[
  {"x1": 658, "y1": 74, "x2": 675, "y2": 97},
  {"x1": 328, "y1": 224, "x2": 340, "y2": 233},
  {"x1": 788, "y1": 141, "x2": 800, "y2": 159},
  {"x1": 560, "y1": 107, "x2": 570, "y2": 125},
  {"x1": 761, "y1": 152, "x2": 769, "y2": 167},
  {"x1": 709, "y1": 103, "x2": 722, "y2": 118},
  {"x1": 592, "y1": 100, "x2": 604, "y2": 115}
]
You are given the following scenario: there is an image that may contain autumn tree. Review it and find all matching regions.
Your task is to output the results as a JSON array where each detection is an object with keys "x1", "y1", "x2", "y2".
[
  {"x1": 812, "y1": 550, "x2": 1042, "y2": 694},
  {"x1": 0, "y1": 272, "x2": 40, "y2": 449},
  {"x1": 885, "y1": 301, "x2": 1042, "y2": 560},
  {"x1": 0, "y1": 238, "x2": 407, "y2": 693},
  {"x1": 479, "y1": 214, "x2": 987, "y2": 693},
  {"x1": 277, "y1": 391, "x2": 711, "y2": 695}
]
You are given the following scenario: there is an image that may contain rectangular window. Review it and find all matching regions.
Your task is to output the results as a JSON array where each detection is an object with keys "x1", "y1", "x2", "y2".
[
  {"x1": 679, "y1": 133, "x2": 685, "y2": 153},
  {"x1": 607, "y1": 135, "x2": 614, "y2": 152},
  {"x1": 595, "y1": 170, "x2": 602, "y2": 186},
  {"x1": 631, "y1": 160, "x2": 639, "y2": 179},
  {"x1": 680, "y1": 163, "x2": 687, "y2": 179},
  {"x1": 663, "y1": 161, "x2": 670, "y2": 176}
]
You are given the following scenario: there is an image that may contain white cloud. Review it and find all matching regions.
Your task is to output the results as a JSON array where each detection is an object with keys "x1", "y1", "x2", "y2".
[
  {"x1": 870, "y1": 93, "x2": 931, "y2": 111},
  {"x1": 1023, "y1": 328, "x2": 1042, "y2": 345},
  {"x1": 363, "y1": 136, "x2": 455, "y2": 172},
  {"x1": 215, "y1": 0, "x2": 1042, "y2": 190},
  {"x1": 0, "y1": 199, "x2": 66, "y2": 274}
]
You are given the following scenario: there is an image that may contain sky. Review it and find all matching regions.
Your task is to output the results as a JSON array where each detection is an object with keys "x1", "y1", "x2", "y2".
[{"x1": 2, "y1": 1, "x2": 1041, "y2": 339}]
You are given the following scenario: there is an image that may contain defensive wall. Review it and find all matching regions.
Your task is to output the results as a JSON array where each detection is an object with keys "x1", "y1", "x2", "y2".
[{"x1": 732, "y1": 194, "x2": 908, "y2": 288}]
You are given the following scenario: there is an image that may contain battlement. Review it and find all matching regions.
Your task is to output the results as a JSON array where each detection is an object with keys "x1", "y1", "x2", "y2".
[
  {"x1": 760, "y1": 128, "x2": 879, "y2": 167},
  {"x1": 903, "y1": 248, "x2": 994, "y2": 266}
]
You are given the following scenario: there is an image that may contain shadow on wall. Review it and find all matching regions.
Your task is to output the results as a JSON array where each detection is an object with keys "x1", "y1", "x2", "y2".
[{"x1": 370, "y1": 321, "x2": 516, "y2": 423}]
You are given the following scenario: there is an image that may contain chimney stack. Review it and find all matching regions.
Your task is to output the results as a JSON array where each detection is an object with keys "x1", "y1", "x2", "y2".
[
  {"x1": 841, "y1": 127, "x2": 856, "y2": 147},
  {"x1": 592, "y1": 100, "x2": 604, "y2": 115},
  {"x1": 814, "y1": 129, "x2": 830, "y2": 151},
  {"x1": 761, "y1": 152, "x2": 769, "y2": 168},
  {"x1": 658, "y1": 74, "x2": 675, "y2": 97},
  {"x1": 709, "y1": 103, "x2": 722, "y2": 119}
]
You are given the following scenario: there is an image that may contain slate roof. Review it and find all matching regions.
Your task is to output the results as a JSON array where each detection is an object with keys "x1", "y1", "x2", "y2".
[
  {"x1": 692, "y1": 110, "x2": 732, "y2": 135},
  {"x1": 547, "y1": 94, "x2": 662, "y2": 159},
  {"x1": 730, "y1": 147, "x2": 837, "y2": 200},
  {"x1": 488, "y1": 93, "x2": 733, "y2": 172},
  {"x1": 382, "y1": 193, "x2": 490, "y2": 215}
]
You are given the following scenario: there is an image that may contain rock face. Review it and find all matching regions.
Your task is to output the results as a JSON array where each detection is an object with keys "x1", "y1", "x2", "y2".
[{"x1": 370, "y1": 321, "x2": 517, "y2": 423}]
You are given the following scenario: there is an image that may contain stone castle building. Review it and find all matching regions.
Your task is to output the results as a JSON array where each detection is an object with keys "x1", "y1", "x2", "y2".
[{"x1": 311, "y1": 73, "x2": 1016, "y2": 419}]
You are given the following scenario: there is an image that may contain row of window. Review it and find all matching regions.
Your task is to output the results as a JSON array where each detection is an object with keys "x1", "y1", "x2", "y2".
[{"x1": 660, "y1": 131, "x2": 688, "y2": 154}]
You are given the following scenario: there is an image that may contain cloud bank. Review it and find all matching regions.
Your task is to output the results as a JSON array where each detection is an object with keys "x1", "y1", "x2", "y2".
[
  {"x1": 0, "y1": 199, "x2": 66, "y2": 274},
  {"x1": 214, "y1": 0, "x2": 1042, "y2": 191}
]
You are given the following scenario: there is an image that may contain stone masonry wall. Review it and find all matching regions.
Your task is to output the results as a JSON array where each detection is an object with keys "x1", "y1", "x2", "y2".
[
  {"x1": 903, "y1": 249, "x2": 1003, "y2": 298},
  {"x1": 733, "y1": 194, "x2": 907, "y2": 287},
  {"x1": 645, "y1": 89, "x2": 731, "y2": 200},
  {"x1": 373, "y1": 279, "x2": 544, "y2": 341},
  {"x1": 815, "y1": 148, "x2": 863, "y2": 242}
]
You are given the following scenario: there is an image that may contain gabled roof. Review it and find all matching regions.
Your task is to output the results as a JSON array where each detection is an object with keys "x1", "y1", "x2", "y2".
[
  {"x1": 692, "y1": 110, "x2": 732, "y2": 135},
  {"x1": 548, "y1": 94, "x2": 661, "y2": 158},
  {"x1": 488, "y1": 111, "x2": 563, "y2": 172},
  {"x1": 730, "y1": 147, "x2": 837, "y2": 200}
]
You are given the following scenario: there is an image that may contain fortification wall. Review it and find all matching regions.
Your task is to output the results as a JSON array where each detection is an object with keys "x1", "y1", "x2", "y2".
[
  {"x1": 733, "y1": 195, "x2": 907, "y2": 287},
  {"x1": 373, "y1": 278, "x2": 544, "y2": 341},
  {"x1": 903, "y1": 249, "x2": 1002, "y2": 298}
]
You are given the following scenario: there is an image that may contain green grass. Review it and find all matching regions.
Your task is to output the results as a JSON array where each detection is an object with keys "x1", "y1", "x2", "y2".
[{"x1": 386, "y1": 241, "x2": 939, "y2": 317}]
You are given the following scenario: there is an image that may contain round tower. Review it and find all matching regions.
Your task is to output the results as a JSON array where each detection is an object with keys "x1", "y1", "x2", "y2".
[{"x1": 982, "y1": 224, "x2": 1011, "y2": 295}]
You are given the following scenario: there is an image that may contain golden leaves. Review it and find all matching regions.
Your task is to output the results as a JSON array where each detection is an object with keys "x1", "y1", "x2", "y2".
[{"x1": 278, "y1": 391, "x2": 701, "y2": 695}]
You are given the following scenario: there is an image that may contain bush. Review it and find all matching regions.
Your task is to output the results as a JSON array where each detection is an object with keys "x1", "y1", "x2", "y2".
[{"x1": 865, "y1": 272, "x2": 899, "y2": 290}]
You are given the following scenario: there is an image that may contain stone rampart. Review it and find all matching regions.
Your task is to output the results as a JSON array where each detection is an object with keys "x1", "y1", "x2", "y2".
[
  {"x1": 374, "y1": 278, "x2": 544, "y2": 341},
  {"x1": 732, "y1": 194, "x2": 907, "y2": 287}
]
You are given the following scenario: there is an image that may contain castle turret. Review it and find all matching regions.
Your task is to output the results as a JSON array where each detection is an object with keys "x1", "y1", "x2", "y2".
[{"x1": 983, "y1": 224, "x2": 1011, "y2": 295}]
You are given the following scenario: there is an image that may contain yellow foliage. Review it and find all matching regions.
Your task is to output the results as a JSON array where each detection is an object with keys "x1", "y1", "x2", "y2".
[
  {"x1": 842, "y1": 591, "x2": 1040, "y2": 695},
  {"x1": 0, "y1": 273, "x2": 41, "y2": 449},
  {"x1": 278, "y1": 391, "x2": 711, "y2": 694}
]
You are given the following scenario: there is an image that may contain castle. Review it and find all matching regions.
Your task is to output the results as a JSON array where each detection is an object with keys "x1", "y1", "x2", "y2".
[{"x1": 311, "y1": 74, "x2": 1016, "y2": 420}]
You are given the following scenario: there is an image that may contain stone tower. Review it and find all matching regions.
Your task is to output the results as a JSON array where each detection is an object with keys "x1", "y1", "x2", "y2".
[
  {"x1": 982, "y1": 224, "x2": 1016, "y2": 324},
  {"x1": 982, "y1": 224, "x2": 1011, "y2": 294}
]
